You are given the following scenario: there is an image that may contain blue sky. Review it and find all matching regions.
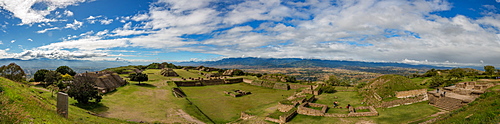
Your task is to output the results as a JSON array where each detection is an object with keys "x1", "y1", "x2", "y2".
[{"x1": 0, "y1": 0, "x2": 499, "y2": 67}]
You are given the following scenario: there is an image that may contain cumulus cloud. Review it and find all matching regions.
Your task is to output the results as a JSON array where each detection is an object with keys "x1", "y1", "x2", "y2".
[
  {"x1": 0, "y1": 0, "x2": 88, "y2": 24},
  {"x1": 13, "y1": 49, "x2": 107, "y2": 60},
  {"x1": 64, "y1": 19, "x2": 83, "y2": 29}
]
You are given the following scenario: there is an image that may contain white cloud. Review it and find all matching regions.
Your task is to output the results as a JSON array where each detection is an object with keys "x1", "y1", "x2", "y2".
[
  {"x1": 10, "y1": 40, "x2": 15, "y2": 43},
  {"x1": 27, "y1": 38, "x2": 33, "y2": 42},
  {"x1": 64, "y1": 19, "x2": 83, "y2": 30},
  {"x1": 0, "y1": 40, "x2": 3, "y2": 44},
  {"x1": 0, "y1": 0, "x2": 88, "y2": 25},
  {"x1": 13, "y1": 49, "x2": 107, "y2": 60},
  {"x1": 37, "y1": 27, "x2": 59, "y2": 33},
  {"x1": 100, "y1": 19, "x2": 113, "y2": 25},
  {"x1": 63, "y1": 10, "x2": 74, "y2": 16}
]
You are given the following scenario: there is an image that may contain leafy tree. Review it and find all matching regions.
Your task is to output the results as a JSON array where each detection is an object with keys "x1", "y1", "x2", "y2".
[
  {"x1": 0, "y1": 63, "x2": 26, "y2": 82},
  {"x1": 44, "y1": 71, "x2": 62, "y2": 86},
  {"x1": 147, "y1": 63, "x2": 161, "y2": 69},
  {"x1": 484, "y1": 65, "x2": 496, "y2": 76},
  {"x1": 46, "y1": 84, "x2": 59, "y2": 97},
  {"x1": 325, "y1": 75, "x2": 341, "y2": 86},
  {"x1": 68, "y1": 73, "x2": 102, "y2": 104},
  {"x1": 448, "y1": 68, "x2": 465, "y2": 80},
  {"x1": 60, "y1": 74, "x2": 73, "y2": 81},
  {"x1": 129, "y1": 73, "x2": 148, "y2": 84},
  {"x1": 423, "y1": 68, "x2": 438, "y2": 77},
  {"x1": 233, "y1": 69, "x2": 245, "y2": 76},
  {"x1": 56, "y1": 66, "x2": 76, "y2": 76},
  {"x1": 428, "y1": 75, "x2": 445, "y2": 88},
  {"x1": 34, "y1": 69, "x2": 49, "y2": 82}
]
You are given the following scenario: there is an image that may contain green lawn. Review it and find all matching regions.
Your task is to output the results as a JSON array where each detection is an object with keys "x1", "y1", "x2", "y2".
[
  {"x1": 75, "y1": 69, "x2": 204, "y2": 123},
  {"x1": 314, "y1": 92, "x2": 365, "y2": 108},
  {"x1": 180, "y1": 83, "x2": 295, "y2": 123}
]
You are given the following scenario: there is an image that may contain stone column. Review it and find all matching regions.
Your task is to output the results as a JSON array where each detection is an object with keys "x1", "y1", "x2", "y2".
[{"x1": 57, "y1": 92, "x2": 69, "y2": 118}]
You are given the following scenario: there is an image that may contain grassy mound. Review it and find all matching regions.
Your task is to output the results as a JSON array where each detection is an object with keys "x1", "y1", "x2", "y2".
[
  {"x1": 365, "y1": 74, "x2": 424, "y2": 99},
  {"x1": 0, "y1": 77, "x2": 128, "y2": 123}
]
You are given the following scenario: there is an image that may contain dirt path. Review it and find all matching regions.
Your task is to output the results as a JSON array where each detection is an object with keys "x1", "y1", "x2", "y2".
[{"x1": 177, "y1": 109, "x2": 205, "y2": 124}]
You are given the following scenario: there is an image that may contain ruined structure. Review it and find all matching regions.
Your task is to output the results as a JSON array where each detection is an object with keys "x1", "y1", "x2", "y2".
[
  {"x1": 428, "y1": 82, "x2": 495, "y2": 111},
  {"x1": 160, "y1": 68, "x2": 179, "y2": 77},
  {"x1": 224, "y1": 89, "x2": 251, "y2": 97},
  {"x1": 174, "y1": 78, "x2": 243, "y2": 87},
  {"x1": 222, "y1": 69, "x2": 243, "y2": 76},
  {"x1": 75, "y1": 71, "x2": 127, "y2": 93},
  {"x1": 196, "y1": 66, "x2": 219, "y2": 72}
]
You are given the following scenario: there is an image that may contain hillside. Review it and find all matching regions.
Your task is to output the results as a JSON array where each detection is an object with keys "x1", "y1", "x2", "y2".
[
  {"x1": 364, "y1": 74, "x2": 424, "y2": 99},
  {"x1": 0, "y1": 77, "x2": 129, "y2": 123}
]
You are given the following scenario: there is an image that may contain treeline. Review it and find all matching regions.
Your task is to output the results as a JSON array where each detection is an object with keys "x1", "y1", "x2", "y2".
[{"x1": 417, "y1": 65, "x2": 499, "y2": 88}]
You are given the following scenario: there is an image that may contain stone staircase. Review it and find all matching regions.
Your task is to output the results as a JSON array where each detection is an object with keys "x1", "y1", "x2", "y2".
[{"x1": 429, "y1": 91, "x2": 476, "y2": 111}]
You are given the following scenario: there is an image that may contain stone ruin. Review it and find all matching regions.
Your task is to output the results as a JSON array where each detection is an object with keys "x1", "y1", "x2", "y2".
[
  {"x1": 172, "y1": 88, "x2": 186, "y2": 98},
  {"x1": 428, "y1": 82, "x2": 495, "y2": 111},
  {"x1": 195, "y1": 66, "x2": 219, "y2": 72},
  {"x1": 224, "y1": 89, "x2": 251, "y2": 97},
  {"x1": 75, "y1": 71, "x2": 127, "y2": 93},
  {"x1": 222, "y1": 69, "x2": 242, "y2": 76},
  {"x1": 160, "y1": 68, "x2": 179, "y2": 77},
  {"x1": 57, "y1": 92, "x2": 68, "y2": 118}
]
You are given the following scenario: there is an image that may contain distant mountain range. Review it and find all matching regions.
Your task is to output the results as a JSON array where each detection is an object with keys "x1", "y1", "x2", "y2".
[
  {"x1": 177, "y1": 57, "x2": 449, "y2": 69},
  {"x1": 0, "y1": 57, "x2": 455, "y2": 76}
]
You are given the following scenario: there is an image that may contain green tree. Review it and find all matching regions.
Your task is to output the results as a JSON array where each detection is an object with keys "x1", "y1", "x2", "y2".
[
  {"x1": 147, "y1": 63, "x2": 161, "y2": 69},
  {"x1": 129, "y1": 73, "x2": 148, "y2": 84},
  {"x1": 484, "y1": 65, "x2": 496, "y2": 76},
  {"x1": 56, "y1": 66, "x2": 76, "y2": 76},
  {"x1": 428, "y1": 75, "x2": 445, "y2": 88},
  {"x1": 448, "y1": 68, "x2": 465, "y2": 80},
  {"x1": 325, "y1": 75, "x2": 341, "y2": 86},
  {"x1": 44, "y1": 71, "x2": 62, "y2": 86},
  {"x1": 60, "y1": 74, "x2": 73, "y2": 81},
  {"x1": 68, "y1": 73, "x2": 102, "y2": 104},
  {"x1": 423, "y1": 68, "x2": 438, "y2": 77},
  {"x1": 34, "y1": 69, "x2": 49, "y2": 82},
  {"x1": 0, "y1": 63, "x2": 26, "y2": 82}
]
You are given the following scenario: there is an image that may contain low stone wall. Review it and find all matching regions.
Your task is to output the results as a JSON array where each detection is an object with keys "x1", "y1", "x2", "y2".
[
  {"x1": 347, "y1": 106, "x2": 378, "y2": 117},
  {"x1": 274, "y1": 83, "x2": 290, "y2": 90},
  {"x1": 289, "y1": 83, "x2": 311, "y2": 89},
  {"x1": 395, "y1": 89, "x2": 427, "y2": 98},
  {"x1": 172, "y1": 88, "x2": 186, "y2": 98},
  {"x1": 225, "y1": 78, "x2": 243, "y2": 84},
  {"x1": 250, "y1": 80, "x2": 263, "y2": 86},
  {"x1": 377, "y1": 94, "x2": 428, "y2": 108},
  {"x1": 262, "y1": 81, "x2": 275, "y2": 88},
  {"x1": 174, "y1": 78, "x2": 243, "y2": 87},
  {"x1": 297, "y1": 102, "x2": 327, "y2": 116},
  {"x1": 265, "y1": 108, "x2": 297, "y2": 123},
  {"x1": 278, "y1": 103, "x2": 296, "y2": 112}
]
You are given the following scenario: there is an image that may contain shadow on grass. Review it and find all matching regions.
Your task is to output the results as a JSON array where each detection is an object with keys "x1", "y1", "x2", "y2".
[
  {"x1": 102, "y1": 89, "x2": 118, "y2": 95},
  {"x1": 134, "y1": 83, "x2": 156, "y2": 88},
  {"x1": 73, "y1": 102, "x2": 109, "y2": 113}
]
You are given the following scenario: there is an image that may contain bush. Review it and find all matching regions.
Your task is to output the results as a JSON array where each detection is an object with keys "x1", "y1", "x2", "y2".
[{"x1": 320, "y1": 85, "x2": 336, "y2": 93}]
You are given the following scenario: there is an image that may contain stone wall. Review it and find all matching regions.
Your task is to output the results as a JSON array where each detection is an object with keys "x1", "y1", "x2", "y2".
[
  {"x1": 428, "y1": 92, "x2": 467, "y2": 111},
  {"x1": 377, "y1": 94, "x2": 428, "y2": 108},
  {"x1": 262, "y1": 81, "x2": 275, "y2": 88},
  {"x1": 172, "y1": 88, "x2": 186, "y2": 98},
  {"x1": 273, "y1": 82, "x2": 290, "y2": 90},
  {"x1": 347, "y1": 106, "x2": 378, "y2": 117},
  {"x1": 297, "y1": 102, "x2": 327, "y2": 116},
  {"x1": 174, "y1": 78, "x2": 243, "y2": 87},
  {"x1": 250, "y1": 80, "x2": 263, "y2": 86},
  {"x1": 395, "y1": 89, "x2": 427, "y2": 98},
  {"x1": 289, "y1": 83, "x2": 311, "y2": 89},
  {"x1": 225, "y1": 78, "x2": 243, "y2": 84},
  {"x1": 265, "y1": 108, "x2": 297, "y2": 123},
  {"x1": 278, "y1": 103, "x2": 296, "y2": 112}
]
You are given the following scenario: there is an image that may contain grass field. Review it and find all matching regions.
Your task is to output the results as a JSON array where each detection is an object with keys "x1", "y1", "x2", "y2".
[
  {"x1": 81, "y1": 69, "x2": 201, "y2": 123},
  {"x1": 314, "y1": 92, "x2": 364, "y2": 108},
  {"x1": 181, "y1": 83, "x2": 295, "y2": 123}
]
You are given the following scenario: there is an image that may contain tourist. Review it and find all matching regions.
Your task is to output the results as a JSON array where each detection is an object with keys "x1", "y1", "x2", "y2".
[
  {"x1": 333, "y1": 101, "x2": 339, "y2": 108},
  {"x1": 443, "y1": 91, "x2": 446, "y2": 97},
  {"x1": 346, "y1": 104, "x2": 351, "y2": 109},
  {"x1": 436, "y1": 88, "x2": 439, "y2": 93}
]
